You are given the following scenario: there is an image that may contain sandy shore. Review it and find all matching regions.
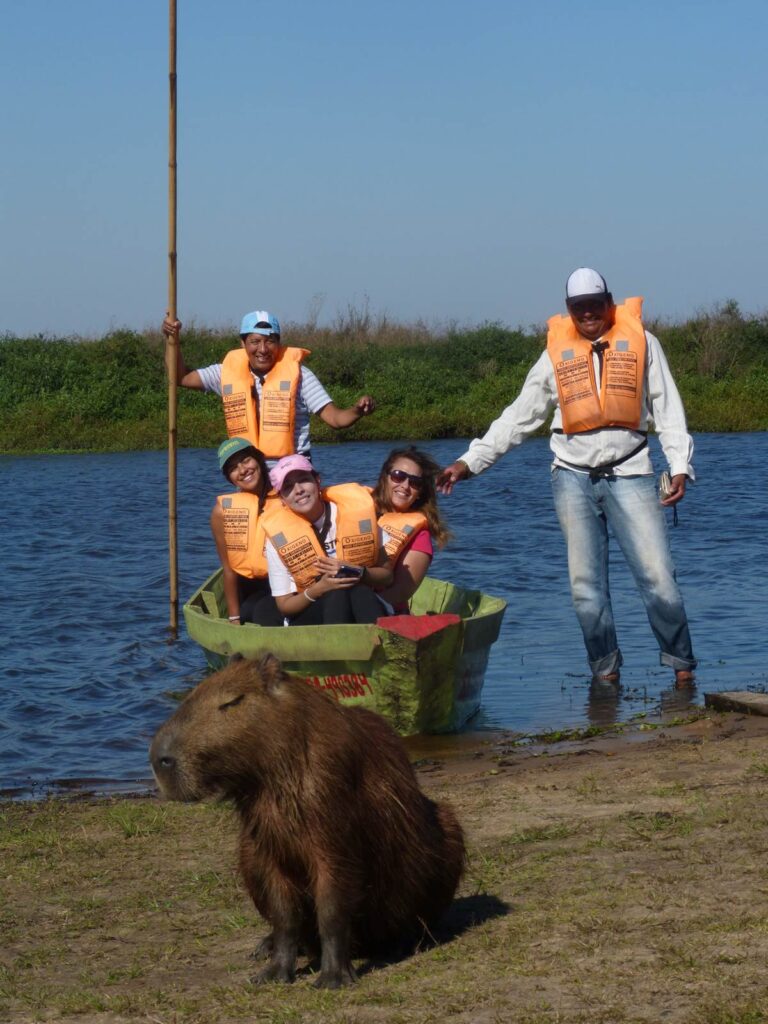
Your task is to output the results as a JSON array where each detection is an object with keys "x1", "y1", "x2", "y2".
[{"x1": 3, "y1": 708, "x2": 768, "y2": 1023}]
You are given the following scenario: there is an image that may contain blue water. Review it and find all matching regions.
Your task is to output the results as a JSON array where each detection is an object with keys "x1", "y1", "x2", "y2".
[{"x1": 1, "y1": 434, "x2": 766, "y2": 797}]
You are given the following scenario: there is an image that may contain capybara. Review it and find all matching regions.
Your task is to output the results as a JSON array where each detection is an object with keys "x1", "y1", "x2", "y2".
[{"x1": 149, "y1": 654, "x2": 465, "y2": 988}]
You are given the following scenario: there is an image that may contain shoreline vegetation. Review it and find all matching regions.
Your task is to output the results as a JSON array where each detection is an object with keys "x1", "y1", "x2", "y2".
[
  {"x1": 3, "y1": 711, "x2": 768, "y2": 1023},
  {"x1": 2, "y1": 299, "x2": 767, "y2": 456}
]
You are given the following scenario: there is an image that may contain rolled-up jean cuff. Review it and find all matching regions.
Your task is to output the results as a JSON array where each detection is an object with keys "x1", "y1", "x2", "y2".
[
  {"x1": 660, "y1": 652, "x2": 698, "y2": 671},
  {"x1": 590, "y1": 650, "x2": 623, "y2": 676}
]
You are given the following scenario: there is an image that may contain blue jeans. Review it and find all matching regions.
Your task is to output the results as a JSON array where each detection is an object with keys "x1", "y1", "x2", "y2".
[{"x1": 551, "y1": 468, "x2": 696, "y2": 676}]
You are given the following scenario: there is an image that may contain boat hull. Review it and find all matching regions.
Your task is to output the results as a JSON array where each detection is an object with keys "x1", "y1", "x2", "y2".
[{"x1": 183, "y1": 573, "x2": 506, "y2": 735}]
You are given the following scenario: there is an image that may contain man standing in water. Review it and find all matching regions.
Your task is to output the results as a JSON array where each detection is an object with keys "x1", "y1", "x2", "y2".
[
  {"x1": 163, "y1": 311, "x2": 375, "y2": 464},
  {"x1": 437, "y1": 268, "x2": 697, "y2": 687}
]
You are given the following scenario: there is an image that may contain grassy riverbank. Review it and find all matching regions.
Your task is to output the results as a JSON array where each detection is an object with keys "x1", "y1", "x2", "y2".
[
  {"x1": 3, "y1": 710, "x2": 768, "y2": 1023},
  {"x1": 2, "y1": 301, "x2": 767, "y2": 455}
]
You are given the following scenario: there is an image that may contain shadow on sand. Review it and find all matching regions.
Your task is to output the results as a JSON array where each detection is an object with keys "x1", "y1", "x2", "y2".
[{"x1": 352, "y1": 893, "x2": 511, "y2": 978}]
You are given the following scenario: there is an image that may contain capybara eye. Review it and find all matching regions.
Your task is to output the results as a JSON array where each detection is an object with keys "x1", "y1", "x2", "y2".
[{"x1": 218, "y1": 694, "x2": 245, "y2": 711}]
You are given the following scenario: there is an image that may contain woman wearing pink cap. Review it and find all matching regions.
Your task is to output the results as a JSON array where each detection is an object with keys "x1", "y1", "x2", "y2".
[{"x1": 263, "y1": 455, "x2": 395, "y2": 625}]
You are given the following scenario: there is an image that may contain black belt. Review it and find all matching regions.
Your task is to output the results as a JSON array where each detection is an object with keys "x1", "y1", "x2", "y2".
[{"x1": 557, "y1": 437, "x2": 649, "y2": 480}]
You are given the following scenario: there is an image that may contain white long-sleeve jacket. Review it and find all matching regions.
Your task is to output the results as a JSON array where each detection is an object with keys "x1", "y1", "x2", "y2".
[{"x1": 459, "y1": 330, "x2": 695, "y2": 479}]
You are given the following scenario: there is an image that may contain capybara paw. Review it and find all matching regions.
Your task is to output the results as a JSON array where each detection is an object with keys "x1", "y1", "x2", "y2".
[
  {"x1": 249, "y1": 933, "x2": 274, "y2": 960},
  {"x1": 313, "y1": 964, "x2": 358, "y2": 989},
  {"x1": 249, "y1": 962, "x2": 295, "y2": 986}
]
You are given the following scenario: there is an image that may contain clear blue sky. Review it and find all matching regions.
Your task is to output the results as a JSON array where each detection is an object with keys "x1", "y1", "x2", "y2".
[{"x1": 2, "y1": 0, "x2": 765, "y2": 337}]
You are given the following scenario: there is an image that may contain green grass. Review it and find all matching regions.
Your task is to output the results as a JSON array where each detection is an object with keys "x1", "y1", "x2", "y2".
[
  {"x1": 2, "y1": 299, "x2": 767, "y2": 453},
  {"x1": 4, "y1": 735, "x2": 768, "y2": 1024}
]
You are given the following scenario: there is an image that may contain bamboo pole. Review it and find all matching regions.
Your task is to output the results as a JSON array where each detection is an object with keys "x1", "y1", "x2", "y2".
[{"x1": 166, "y1": 0, "x2": 179, "y2": 634}]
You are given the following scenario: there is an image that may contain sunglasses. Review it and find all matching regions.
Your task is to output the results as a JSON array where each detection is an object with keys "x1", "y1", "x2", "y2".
[
  {"x1": 388, "y1": 468, "x2": 424, "y2": 488},
  {"x1": 568, "y1": 299, "x2": 609, "y2": 315}
]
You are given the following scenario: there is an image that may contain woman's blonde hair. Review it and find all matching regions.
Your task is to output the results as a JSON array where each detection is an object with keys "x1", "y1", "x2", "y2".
[{"x1": 372, "y1": 447, "x2": 452, "y2": 550}]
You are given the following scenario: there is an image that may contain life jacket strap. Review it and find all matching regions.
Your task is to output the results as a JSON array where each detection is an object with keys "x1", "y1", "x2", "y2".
[{"x1": 557, "y1": 437, "x2": 649, "y2": 480}]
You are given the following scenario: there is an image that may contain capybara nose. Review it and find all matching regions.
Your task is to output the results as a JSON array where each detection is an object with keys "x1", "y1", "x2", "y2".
[{"x1": 150, "y1": 734, "x2": 176, "y2": 774}]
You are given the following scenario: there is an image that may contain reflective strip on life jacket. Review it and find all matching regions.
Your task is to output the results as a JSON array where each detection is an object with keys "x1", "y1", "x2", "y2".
[
  {"x1": 377, "y1": 511, "x2": 428, "y2": 560},
  {"x1": 546, "y1": 297, "x2": 646, "y2": 433},
  {"x1": 264, "y1": 483, "x2": 379, "y2": 592},
  {"x1": 220, "y1": 346, "x2": 309, "y2": 458}
]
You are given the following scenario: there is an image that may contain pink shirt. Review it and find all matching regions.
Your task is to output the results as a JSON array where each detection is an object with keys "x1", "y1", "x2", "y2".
[
  {"x1": 404, "y1": 528, "x2": 434, "y2": 560},
  {"x1": 393, "y1": 529, "x2": 433, "y2": 613}
]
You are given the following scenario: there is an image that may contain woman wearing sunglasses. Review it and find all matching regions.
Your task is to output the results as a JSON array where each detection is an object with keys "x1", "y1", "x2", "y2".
[{"x1": 372, "y1": 447, "x2": 452, "y2": 613}]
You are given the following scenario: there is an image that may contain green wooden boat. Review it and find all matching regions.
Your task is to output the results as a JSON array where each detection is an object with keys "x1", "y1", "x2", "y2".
[{"x1": 183, "y1": 572, "x2": 507, "y2": 736}]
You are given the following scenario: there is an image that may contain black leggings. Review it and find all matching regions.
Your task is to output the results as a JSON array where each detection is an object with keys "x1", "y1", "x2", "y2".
[
  {"x1": 236, "y1": 576, "x2": 283, "y2": 626},
  {"x1": 288, "y1": 586, "x2": 388, "y2": 626}
]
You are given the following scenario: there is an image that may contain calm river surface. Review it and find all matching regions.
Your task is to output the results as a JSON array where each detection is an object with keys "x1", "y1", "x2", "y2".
[{"x1": 1, "y1": 434, "x2": 766, "y2": 797}]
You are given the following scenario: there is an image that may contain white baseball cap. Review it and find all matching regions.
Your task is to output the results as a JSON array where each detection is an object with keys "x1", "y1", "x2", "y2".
[{"x1": 565, "y1": 268, "x2": 611, "y2": 305}]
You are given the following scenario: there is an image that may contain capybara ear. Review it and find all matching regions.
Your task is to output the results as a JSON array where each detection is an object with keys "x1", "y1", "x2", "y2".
[
  {"x1": 255, "y1": 653, "x2": 286, "y2": 692},
  {"x1": 228, "y1": 652, "x2": 244, "y2": 664}
]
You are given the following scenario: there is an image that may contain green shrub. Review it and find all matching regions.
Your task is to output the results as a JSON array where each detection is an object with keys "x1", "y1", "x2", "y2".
[{"x1": 1, "y1": 304, "x2": 766, "y2": 454}]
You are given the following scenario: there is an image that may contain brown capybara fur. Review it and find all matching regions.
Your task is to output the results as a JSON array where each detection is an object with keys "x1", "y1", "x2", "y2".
[{"x1": 149, "y1": 654, "x2": 465, "y2": 988}]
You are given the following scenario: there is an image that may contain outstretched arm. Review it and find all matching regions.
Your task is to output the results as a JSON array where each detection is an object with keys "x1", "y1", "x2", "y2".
[
  {"x1": 439, "y1": 352, "x2": 557, "y2": 494},
  {"x1": 436, "y1": 461, "x2": 470, "y2": 495},
  {"x1": 317, "y1": 395, "x2": 376, "y2": 429}
]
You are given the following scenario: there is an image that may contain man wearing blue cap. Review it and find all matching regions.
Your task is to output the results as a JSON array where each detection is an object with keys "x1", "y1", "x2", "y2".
[
  {"x1": 437, "y1": 268, "x2": 697, "y2": 689},
  {"x1": 164, "y1": 310, "x2": 375, "y2": 463}
]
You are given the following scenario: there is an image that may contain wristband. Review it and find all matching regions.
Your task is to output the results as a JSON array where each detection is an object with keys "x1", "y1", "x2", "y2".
[{"x1": 305, "y1": 588, "x2": 316, "y2": 603}]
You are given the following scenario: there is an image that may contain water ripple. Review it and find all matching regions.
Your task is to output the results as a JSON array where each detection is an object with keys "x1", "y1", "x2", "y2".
[{"x1": 1, "y1": 436, "x2": 766, "y2": 794}]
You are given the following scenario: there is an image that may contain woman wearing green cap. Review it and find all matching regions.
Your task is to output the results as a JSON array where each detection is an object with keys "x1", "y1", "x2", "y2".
[{"x1": 210, "y1": 437, "x2": 283, "y2": 626}]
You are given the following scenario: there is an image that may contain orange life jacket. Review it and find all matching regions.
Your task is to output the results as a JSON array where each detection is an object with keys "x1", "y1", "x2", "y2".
[
  {"x1": 263, "y1": 483, "x2": 379, "y2": 592},
  {"x1": 546, "y1": 298, "x2": 646, "y2": 433},
  {"x1": 377, "y1": 512, "x2": 429, "y2": 561},
  {"x1": 220, "y1": 346, "x2": 310, "y2": 458},
  {"x1": 215, "y1": 492, "x2": 279, "y2": 579}
]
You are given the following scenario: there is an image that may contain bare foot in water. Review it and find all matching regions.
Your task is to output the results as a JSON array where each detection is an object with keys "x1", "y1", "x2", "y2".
[
  {"x1": 675, "y1": 669, "x2": 695, "y2": 688},
  {"x1": 592, "y1": 671, "x2": 620, "y2": 684}
]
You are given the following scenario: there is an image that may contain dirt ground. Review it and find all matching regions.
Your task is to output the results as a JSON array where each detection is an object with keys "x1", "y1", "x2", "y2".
[{"x1": 2, "y1": 709, "x2": 768, "y2": 1024}]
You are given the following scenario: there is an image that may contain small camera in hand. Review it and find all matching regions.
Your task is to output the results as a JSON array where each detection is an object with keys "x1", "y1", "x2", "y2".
[
  {"x1": 658, "y1": 471, "x2": 673, "y2": 502},
  {"x1": 334, "y1": 564, "x2": 364, "y2": 579}
]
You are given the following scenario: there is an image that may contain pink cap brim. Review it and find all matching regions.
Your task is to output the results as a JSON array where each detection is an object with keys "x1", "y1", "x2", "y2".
[{"x1": 269, "y1": 454, "x2": 315, "y2": 492}]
